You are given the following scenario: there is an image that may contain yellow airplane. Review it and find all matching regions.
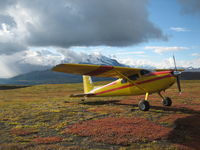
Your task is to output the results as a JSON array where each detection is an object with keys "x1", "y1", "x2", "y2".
[{"x1": 52, "y1": 58, "x2": 184, "y2": 111}]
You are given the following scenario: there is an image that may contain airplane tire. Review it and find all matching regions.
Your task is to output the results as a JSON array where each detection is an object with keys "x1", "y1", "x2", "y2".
[
  {"x1": 162, "y1": 97, "x2": 172, "y2": 106},
  {"x1": 138, "y1": 100, "x2": 150, "y2": 111}
]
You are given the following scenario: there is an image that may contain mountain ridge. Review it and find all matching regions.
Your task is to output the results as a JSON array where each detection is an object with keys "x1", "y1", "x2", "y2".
[{"x1": 0, "y1": 53, "x2": 200, "y2": 85}]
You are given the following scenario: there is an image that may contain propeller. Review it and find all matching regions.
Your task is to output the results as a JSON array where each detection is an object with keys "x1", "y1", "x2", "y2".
[{"x1": 173, "y1": 55, "x2": 182, "y2": 93}]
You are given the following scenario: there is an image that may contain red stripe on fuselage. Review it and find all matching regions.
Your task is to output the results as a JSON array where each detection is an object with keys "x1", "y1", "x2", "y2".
[
  {"x1": 148, "y1": 71, "x2": 172, "y2": 76},
  {"x1": 95, "y1": 74, "x2": 173, "y2": 95},
  {"x1": 85, "y1": 65, "x2": 114, "y2": 76}
]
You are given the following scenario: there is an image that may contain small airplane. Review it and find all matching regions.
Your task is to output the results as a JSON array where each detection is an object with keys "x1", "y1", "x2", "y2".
[{"x1": 52, "y1": 56, "x2": 184, "y2": 111}]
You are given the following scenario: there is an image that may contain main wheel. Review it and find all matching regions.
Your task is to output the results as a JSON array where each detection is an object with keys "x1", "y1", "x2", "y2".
[
  {"x1": 138, "y1": 100, "x2": 150, "y2": 111},
  {"x1": 162, "y1": 97, "x2": 172, "y2": 106}
]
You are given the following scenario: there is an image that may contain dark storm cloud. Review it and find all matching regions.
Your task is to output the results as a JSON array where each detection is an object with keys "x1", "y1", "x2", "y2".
[
  {"x1": 25, "y1": 0, "x2": 167, "y2": 47},
  {"x1": 0, "y1": 15, "x2": 16, "y2": 28},
  {"x1": 0, "y1": 0, "x2": 167, "y2": 54},
  {"x1": 0, "y1": 42, "x2": 26, "y2": 55},
  {"x1": 178, "y1": 0, "x2": 200, "y2": 14},
  {"x1": 0, "y1": 0, "x2": 16, "y2": 11}
]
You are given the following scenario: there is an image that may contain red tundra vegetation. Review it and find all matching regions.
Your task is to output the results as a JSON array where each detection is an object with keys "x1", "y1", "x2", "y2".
[
  {"x1": 10, "y1": 128, "x2": 38, "y2": 136},
  {"x1": 32, "y1": 136, "x2": 63, "y2": 144},
  {"x1": 159, "y1": 114, "x2": 191, "y2": 124},
  {"x1": 87, "y1": 106, "x2": 125, "y2": 114},
  {"x1": 64, "y1": 117, "x2": 171, "y2": 145}
]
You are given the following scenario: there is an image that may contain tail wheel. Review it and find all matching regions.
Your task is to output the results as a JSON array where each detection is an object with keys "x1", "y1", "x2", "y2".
[
  {"x1": 162, "y1": 97, "x2": 172, "y2": 106},
  {"x1": 138, "y1": 100, "x2": 150, "y2": 111}
]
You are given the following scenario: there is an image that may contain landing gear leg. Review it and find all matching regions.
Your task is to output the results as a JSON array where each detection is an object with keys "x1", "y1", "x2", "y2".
[
  {"x1": 158, "y1": 92, "x2": 172, "y2": 106},
  {"x1": 81, "y1": 96, "x2": 87, "y2": 102},
  {"x1": 138, "y1": 93, "x2": 150, "y2": 111}
]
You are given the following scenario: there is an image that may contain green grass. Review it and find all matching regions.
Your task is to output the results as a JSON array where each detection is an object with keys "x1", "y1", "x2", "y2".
[{"x1": 0, "y1": 80, "x2": 200, "y2": 150}]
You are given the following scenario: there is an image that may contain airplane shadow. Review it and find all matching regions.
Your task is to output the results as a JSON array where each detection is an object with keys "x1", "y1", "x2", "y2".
[
  {"x1": 81, "y1": 100, "x2": 120, "y2": 105},
  {"x1": 0, "y1": 85, "x2": 30, "y2": 90},
  {"x1": 150, "y1": 105, "x2": 200, "y2": 115},
  {"x1": 152, "y1": 104, "x2": 200, "y2": 149},
  {"x1": 83, "y1": 99, "x2": 200, "y2": 114},
  {"x1": 82, "y1": 99, "x2": 200, "y2": 149},
  {"x1": 167, "y1": 114, "x2": 200, "y2": 150}
]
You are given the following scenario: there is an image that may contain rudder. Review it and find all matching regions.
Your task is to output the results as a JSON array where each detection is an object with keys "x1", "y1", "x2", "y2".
[{"x1": 83, "y1": 75, "x2": 94, "y2": 93}]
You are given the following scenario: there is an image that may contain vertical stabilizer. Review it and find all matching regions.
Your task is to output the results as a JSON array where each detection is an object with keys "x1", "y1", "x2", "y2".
[{"x1": 83, "y1": 75, "x2": 94, "y2": 93}]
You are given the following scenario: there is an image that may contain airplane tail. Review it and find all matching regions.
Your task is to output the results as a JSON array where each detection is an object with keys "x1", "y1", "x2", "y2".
[{"x1": 83, "y1": 75, "x2": 94, "y2": 93}]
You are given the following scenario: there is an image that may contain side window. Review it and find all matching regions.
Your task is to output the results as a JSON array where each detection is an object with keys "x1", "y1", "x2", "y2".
[
  {"x1": 128, "y1": 74, "x2": 139, "y2": 80},
  {"x1": 140, "y1": 70, "x2": 151, "y2": 76},
  {"x1": 121, "y1": 74, "x2": 139, "y2": 83},
  {"x1": 121, "y1": 78, "x2": 127, "y2": 84}
]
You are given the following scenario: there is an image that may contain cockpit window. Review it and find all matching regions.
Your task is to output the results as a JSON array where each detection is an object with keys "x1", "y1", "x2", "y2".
[{"x1": 140, "y1": 70, "x2": 151, "y2": 76}]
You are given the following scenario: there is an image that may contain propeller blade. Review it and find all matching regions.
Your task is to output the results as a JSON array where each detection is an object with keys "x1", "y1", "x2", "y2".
[
  {"x1": 173, "y1": 55, "x2": 177, "y2": 71},
  {"x1": 176, "y1": 76, "x2": 181, "y2": 93},
  {"x1": 173, "y1": 55, "x2": 182, "y2": 93}
]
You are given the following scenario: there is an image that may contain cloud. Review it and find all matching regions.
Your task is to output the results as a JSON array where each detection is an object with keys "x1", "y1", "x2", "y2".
[
  {"x1": 144, "y1": 46, "x2": 189, "y2": 54},
  {"x1": 116, "y1": 51, "x2": 145, "y2": 55},
  {"x1": 170, "y1": 27, "x2": 190, "y2": 32},
  {"x1": 0, "y1": 48, "x2": 121, "y2": 78},
  {"x1": 0, "y1": 56, "x2": 18, "y2": 78},
  {"x1": 0, "y1": 49, "x2": 64, "y2": 78},
  {"x1": 178, "y1": 0, "x2": 200, "y2": 14},
  {"x1": 0, "y1": 0, "x2": 167, "y2": 54},
  {"x1": 1, "y1": 48, "x2": 200, "y2": 78},
  {"x1": 119, "y1": 57, "x2": 200, "y2": 69},
  {"x1": 191, "y1": 53, "x2": 200, "y2": 57}
]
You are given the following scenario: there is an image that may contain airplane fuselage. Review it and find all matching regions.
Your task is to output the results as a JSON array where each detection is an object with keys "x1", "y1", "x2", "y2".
[{"x1": 89, "y1": 71, "x2": 176, "y2": 97}]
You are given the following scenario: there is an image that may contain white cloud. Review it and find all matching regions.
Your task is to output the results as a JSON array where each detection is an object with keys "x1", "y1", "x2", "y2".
[
  {"x1": 0, "y1": 49, "x2": 64, "y2": 78},
  {"x1": 119, "y1": 57, "x2": 175, "y2": 69},
  {"x1": 191, "y1": 53, "x2": 200, "y2": 57},
  {"x1": 144, "y1": 46, "x2": 189, "y2": 54},
  {"x1": 0, "y1": 0, "x2": 167, "y2": 55},
  {"x1": 0, "y1": 48, "x2": 121, "y2": 78},
  {"x1": 170, "y1": 27, "x2": 190, "y2": 32},
  {"x1": 118, "y1": 57, "x2": 200, "y2": 69},
  {"x1": 116, "y1": 51, "x2": 145, "y2": 55}
]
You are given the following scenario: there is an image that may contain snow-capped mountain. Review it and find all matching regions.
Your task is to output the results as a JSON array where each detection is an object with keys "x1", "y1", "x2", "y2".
[
  {"x1": 0, "y1": 50, "x2": 125, "y2": 84},
  {"x1": 0, "y1": 49, "x2": 200, "y2": 85},
  {"x1": 0, "y1": 49, "x2": 126, "y2": 79},
  {"x1": 184, "y1": 67, "x2": 200, "y2": 72}
]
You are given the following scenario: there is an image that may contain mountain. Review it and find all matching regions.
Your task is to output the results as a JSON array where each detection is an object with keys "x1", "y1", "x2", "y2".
[
  {"x1": 1, "y1": 51, "x2": 200, "y2": 85},
  {"x1": 0, "y1": 70, "x2": 115, "y2": 85},
  {"x1": 184, "y1": 67, "x2": 200, "y2": 72},
  {"x1": 1, "y1": 69, "x2": 200, "y2": 86},
  {"x1": 0, "y1": 53, "x2": 122, "y2": 85}
]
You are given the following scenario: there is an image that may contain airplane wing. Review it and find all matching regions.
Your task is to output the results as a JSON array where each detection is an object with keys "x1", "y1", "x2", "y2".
[{"x1": 52, "y1": 63, "x2": 142, "y2": 78}]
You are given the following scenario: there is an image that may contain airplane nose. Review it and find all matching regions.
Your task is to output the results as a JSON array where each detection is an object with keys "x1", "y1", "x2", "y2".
[
  {"x1": 172, "y1": 71, "x2": 182, "y2": 77},
  {"x1": 171, "y1": 71, "x2": 182, "y2": 93}
]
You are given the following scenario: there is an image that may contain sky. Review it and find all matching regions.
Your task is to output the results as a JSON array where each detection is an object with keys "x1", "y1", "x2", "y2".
[{"x1": 0, "y1": 0, "x2": 200, "y2": 78}]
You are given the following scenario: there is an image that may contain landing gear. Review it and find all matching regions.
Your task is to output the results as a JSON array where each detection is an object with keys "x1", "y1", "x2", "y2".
[
  {"x1": 158, "y1": 92, "x2": 172, "y2": 106},
  {"x1": 138, "y1": 100, "x2": 150, "y2": 111},
  {"x1": 162, "y1": 97, "x2": 172, "y2": 106},
  {"x1": 138, "y1": 93, "x2": 150, "y2": 111},
  {"x1": 137, "y1": 92, "x2": 173, "y2": 111},
  {"x1": 81, "y1": 96, "x2": 87, "y2": 102}
]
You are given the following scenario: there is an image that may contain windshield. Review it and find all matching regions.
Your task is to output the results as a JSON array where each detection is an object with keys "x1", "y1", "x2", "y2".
[{"x1": 140, "y1": 70, "x2": 151, "y2": 76}]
